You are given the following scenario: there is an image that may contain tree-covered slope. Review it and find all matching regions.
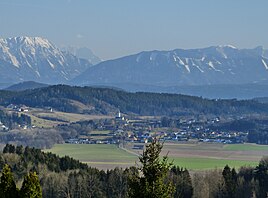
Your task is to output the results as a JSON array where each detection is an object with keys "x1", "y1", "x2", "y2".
[{"x1": 0, "y1": 85, "x2": 268, "y2": 116}]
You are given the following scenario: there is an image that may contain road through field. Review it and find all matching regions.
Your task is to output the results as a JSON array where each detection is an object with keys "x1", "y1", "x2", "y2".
[{"x1": 46, "y1": 143, "x2": 267, "y2": 170}]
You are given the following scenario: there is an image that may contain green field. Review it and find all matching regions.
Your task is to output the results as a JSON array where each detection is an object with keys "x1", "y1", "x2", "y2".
[
  {"x1": 45, "y1": 143, "x2": 267, "y2": 170},
  {"x1": 223, "y1": 144, "x2": 268, "y2": 151},
  {"x1": 171, "y1": 157, "x2": 258, "y2": 170},
  {"x1": 45, "y1": 144, "x2": 137, "y2": 168},
  {"x1": 21, "y1": 109, "x2": 113, "y2": 128}
]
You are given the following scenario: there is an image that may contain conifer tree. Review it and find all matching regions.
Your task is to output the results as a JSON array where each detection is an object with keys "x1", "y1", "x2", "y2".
[
  {"x1": 0, "y1": 164, "x2": 18, "y2": 198},
  {"x1": 255, "y1": 157, "x2": 268, "y2": 197},
  {"x1": 20, "y1": 172, "x2": 42, "y2": 198},
  {"x1": 222, "y1": 165, "x2": 237, "y2": 198},
  {"x1": 128, "y1": 138, "x2": 174, "y2": 198},
  {"x1": 170, "y1": 166, "x2": 193, "y2": 198}
]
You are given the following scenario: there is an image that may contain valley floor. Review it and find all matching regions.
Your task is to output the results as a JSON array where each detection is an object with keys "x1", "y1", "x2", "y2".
[{"x1": 45, "y1": 142, "x2": 268, "y2": 170}]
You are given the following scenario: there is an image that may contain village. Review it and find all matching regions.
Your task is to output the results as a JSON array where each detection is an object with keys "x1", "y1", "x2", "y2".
[
  {"x1": 0, "y1": 104, "x2": 249, "y2": 145},
  {"x1": 65, "y1": 111, "x2": 248, "y2": 145}
]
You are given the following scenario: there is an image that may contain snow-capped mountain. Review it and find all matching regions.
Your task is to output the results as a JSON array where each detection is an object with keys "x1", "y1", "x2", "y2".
[
  {"x1": 0, "y1": 36, "x2": 92, "y2": 85},
  {"x1": 62, "y1": 46, "x2": 102, "y2": 65},
  {"x1": 73, "y1": 46, "x2": 268, "y2": 87}
]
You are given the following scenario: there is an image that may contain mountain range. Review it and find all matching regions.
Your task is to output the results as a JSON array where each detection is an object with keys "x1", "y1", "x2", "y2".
[
  {"x1": 0, "y1": 36, "x2": 93, "y2": 86},
  {"x1": 73, "y1": 45, "x2": 268, "y2": 87},
  {"x1": 1, "y1": 36, "x2": 268, "y2": 99}
]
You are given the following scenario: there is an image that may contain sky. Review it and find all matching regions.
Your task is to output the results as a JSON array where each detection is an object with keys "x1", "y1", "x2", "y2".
[{"x1": 0, "y1": 0, "x2": 267, "y2": 60}]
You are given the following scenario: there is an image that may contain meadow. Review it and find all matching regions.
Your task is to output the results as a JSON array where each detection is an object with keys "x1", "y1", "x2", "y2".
[
  {"x1": 46, "y1": 142, "x2": 268, "y2": 170},
  {"x1": 224, "y1": 144, "x2": 268, "y2": 151},
  {"x1": 45, "y1": 144, "x2": 137, "y2": 170},
  {"x1": 21, "y1": 108, "x2": 113, "y2": 128}
]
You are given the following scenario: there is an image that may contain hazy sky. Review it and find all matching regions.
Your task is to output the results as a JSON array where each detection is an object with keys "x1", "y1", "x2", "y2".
[{"x1": 0, "y1": 0, "x2": 267, "y2": 60}]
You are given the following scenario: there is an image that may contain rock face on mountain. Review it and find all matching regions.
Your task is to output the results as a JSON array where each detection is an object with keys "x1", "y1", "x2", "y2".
[
  {"x1": 73, "y1": 46, "x2": 268, "y2": 87},
  {"x1": 0, "y1": 36, "x2": 92, "y2": 85}
]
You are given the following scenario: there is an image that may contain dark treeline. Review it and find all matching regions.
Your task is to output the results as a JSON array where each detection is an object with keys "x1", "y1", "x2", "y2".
[
  {"x1": 0, "y1": 85, "x2": 268, "y2": 116},
  {"x1": 57, "y1": 120, "x2": 97, "y2": 139},
  {"x1": 248, "y1": 129, "x2": 268, "y2": 145},
  {"x1": 210, "y1": 118, "x2": 268, "y2": 145},
  {"x1": 1, "y1": 144, "x2": 88, "y2": 173},
  {"x1": 0, "y1": 129, "x2": 63, "y2": 149},
  {"x1": 1, "y1": 144, "x2": 268, "y2": 198}
]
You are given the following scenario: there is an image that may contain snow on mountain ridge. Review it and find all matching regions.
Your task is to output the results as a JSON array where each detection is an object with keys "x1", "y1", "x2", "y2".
[
  {"x1": 0, "y1": 36, "x2": 61, "y2": 68},
  {"x1": 11, "y1": 36, "x2": 54, "y2": 49},
  {"x1": 73, "y1": 45, "x2": 268, "y2": 87},
  {"x1": 218, "y1": 45, "x2": 237, "y2": 49},
  {"x1": 262, "y1": 59, "x2": 268, "y2": 70},
  {"x1": 0, "y1": 36, "x2": 92, "y2": 84}
]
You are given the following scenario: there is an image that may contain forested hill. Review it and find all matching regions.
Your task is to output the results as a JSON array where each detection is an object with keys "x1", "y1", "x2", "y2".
[{"x1": 0, "y1": 85, "x2": 268, "y2": 116}]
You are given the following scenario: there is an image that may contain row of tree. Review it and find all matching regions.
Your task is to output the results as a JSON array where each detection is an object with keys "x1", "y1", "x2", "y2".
[
  {"x1": 1, "y1": 142, "x2": 268, "y2": 197},
  {"x1": 2, "y1": 144, "x2": 88, "y2": 173},
  {"x1": 0, "y1": 129, "x2": 63, "y2": 149},
  {"x1": 213, "y1": 118, "x2": 268, "y2": 145},
  {"x1": 248, "y1": 129, "x2": 268, "y2": 145}
]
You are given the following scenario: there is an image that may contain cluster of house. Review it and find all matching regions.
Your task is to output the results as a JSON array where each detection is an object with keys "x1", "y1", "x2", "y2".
[
  {"x1": 198, "y1": 131, "x2": 246, "y2": 144},
  {"x1": 66, "y1": 112, "x2": 247, "y2": 145},
  {"x1": 7, "y1": 104, "x2": 29, "y2": 112},
  {"x1": 2, "y1": 105, "x2": 247, "y2": 144},
  {"x1": 0, "y1": 121, "x2": 9, "y2": 131},
  {"x1": 65, "y1": 138, "x2": 118, "y2": 144}
]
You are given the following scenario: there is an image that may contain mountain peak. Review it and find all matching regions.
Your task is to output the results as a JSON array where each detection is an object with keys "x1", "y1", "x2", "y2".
[
  {"x1": 218, "y1": 45, "x2": 237, "y2": 49},
  {"x1": 0, "y1": 36, "x2": 92, "y2": 84},
  {"x1": 74, "y1": 46, "x2": 268, "y2": 87},
  {"x1": 61, "y1": 46, "x2": 102, "y2": 65},
  {"x1": 7, "y1": 36, "x2": 55, "y2": 49}
]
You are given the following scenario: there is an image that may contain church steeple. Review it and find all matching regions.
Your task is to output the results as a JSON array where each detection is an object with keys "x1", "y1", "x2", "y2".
[{"x1": 115, "y1": 110, "x2": 125, "y2": 121}]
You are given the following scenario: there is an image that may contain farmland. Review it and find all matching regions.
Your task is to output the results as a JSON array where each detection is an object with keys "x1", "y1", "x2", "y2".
[
  {"x1": 45, "y1": 144, "x2": 138, "y2": 170},
  {"x1": 20, "y1": 108, "x2": 113, "y2": 128},
  {"x1": 45, "y1": 142, "x2": 267, "y2": 170}
]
